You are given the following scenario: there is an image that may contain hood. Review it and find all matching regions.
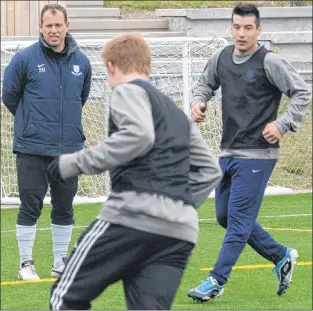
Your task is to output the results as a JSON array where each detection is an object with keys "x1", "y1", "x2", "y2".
[{"x1": 39, "y1": 32, "x2": 79, "y2": 58}]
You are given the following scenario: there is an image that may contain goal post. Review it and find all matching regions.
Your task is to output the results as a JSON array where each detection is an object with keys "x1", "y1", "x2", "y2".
[{"x1": 1, "y1": 36, "x2": 311, "y2": 206}]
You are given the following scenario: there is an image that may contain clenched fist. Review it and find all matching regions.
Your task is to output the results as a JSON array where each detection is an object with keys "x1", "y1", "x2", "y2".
[
  {"x1": 262, "y1": 122, "x2": 282, "y2": 144},
  {"x1": 191, "y1": 103, "x2": 207, "y2": 123}
]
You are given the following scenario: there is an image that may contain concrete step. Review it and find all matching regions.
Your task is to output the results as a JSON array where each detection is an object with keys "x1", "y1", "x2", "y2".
[
  {"x1": 0, "y1": 32, "x2": 187, "y2": 44},
  {"x1": 73, "y1": 32, "x2": 187, "y2": 38},
  {"x1": 65, "y1": 1, "x2": 103, "y2": 8},
  {"x1": 69, "y1": 19, "x2": 169, "y2": 33},
  {"x1": 67, "y1": 8, "x2": 120, "y2": 19}
]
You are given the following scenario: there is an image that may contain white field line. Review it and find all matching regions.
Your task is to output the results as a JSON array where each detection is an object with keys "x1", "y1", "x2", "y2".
[
  {"x1": 1, "y1": 225, "x2": 88, "y2": 233},
  {"x1": 1, "y1": 213, "x2": 311, "y2": 233}
]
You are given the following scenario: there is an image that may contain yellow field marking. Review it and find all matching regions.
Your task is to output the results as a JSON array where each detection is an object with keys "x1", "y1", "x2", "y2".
[
  {"x1": 2, "y1": 262, "x2": 312, "y2": 286},
  {"x1": 263, "y1": 227, "x2": 312, "y2": 232},
  {"x1": 200, "y1": 261, "x2": 312, "y2": 271},
  {"x1": 1, "y1": 278, "x2": 56, "y2": 286}
]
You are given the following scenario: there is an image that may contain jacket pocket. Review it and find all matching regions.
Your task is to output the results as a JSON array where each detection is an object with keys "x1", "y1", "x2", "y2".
[
  {"x1": 22, "y1": 119, "x2": 59, "y2": 145},
  {"x1": 23, "y1": 122, "x2": 37, "y2": 138},
  {"x1": 22, "y1": 109, "x2": 38, "y2": 138},
  {"x1": 63, "y1": 123, "x2": 85, "y2": 146},
  {"x1": 22, "y1": 106, "x2": 31, "y2": 136}
]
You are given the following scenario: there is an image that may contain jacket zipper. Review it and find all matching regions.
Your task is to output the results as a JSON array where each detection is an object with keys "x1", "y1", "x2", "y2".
[
  {"x1": 60, "y1": 84, "x2": 63, "y2": 155},
  {"x1": 55, "y1": 61, "x2": 63, "y2": 155}
]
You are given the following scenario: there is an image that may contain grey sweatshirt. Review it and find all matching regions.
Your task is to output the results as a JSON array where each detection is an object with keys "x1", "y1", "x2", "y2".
[
  {"x1": 191, "y1": 44, "x2": 312, "y2": 159},
  {"x1": 59, "y1": 83, "x2": 222, "y2": 244}
]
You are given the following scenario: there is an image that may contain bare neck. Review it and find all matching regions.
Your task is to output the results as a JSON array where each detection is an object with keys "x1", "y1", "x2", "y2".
[
  {"x1": 54, "y1": 42, "x2": 65, "y2": 53},
  {"x1": 234, "y1": 43, "x2": 258, "y2": 56},
  {"x1": 43, "y1": 38, "x2": 65, "y2": 53},
  {"x1": 119, "y1": 73, "x2": 149, "y2": 84}
]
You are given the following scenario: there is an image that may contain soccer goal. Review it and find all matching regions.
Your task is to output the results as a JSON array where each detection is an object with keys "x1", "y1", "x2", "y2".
[{"x1": 1, "y1": 36, "x2": 311, "y2": 206}]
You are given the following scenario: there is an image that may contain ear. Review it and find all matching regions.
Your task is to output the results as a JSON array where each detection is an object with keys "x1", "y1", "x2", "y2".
[
  {"x1": 257, "y1": 25, "x2": 262, "y2": 35},
  {"x1": 107, "y1": 62, "x2": 115, "y2": 75}
]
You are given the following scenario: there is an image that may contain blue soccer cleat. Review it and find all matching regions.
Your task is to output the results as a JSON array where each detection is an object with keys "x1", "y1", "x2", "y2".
[
  {"x1": 273, "y1": 248, "x2": 299, "y2": 296},
  {"x1": 188, "y1": 276, "x2": 224, "y2": 302}
]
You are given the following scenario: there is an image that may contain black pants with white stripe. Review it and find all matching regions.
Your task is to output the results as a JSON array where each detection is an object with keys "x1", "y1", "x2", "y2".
[{"x1": 50, "y1": 219, "x2": 194, "y2": 310}]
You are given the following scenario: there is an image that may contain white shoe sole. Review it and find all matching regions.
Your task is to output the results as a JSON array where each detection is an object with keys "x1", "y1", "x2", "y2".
[
  {"x1": 18, "y1": 272, "x2": 40, "y2": 281},
  {"x1": 188, "y1": 287, "x2": 224, "y2": 302},
  {"x1": 51, "y1": 270, "x2": 63, "y2": 277}
]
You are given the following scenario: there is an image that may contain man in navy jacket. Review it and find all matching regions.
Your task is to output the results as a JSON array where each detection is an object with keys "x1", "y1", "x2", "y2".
[{"x1": 2, "y1": 4, "x2": 92, "y2": 281}]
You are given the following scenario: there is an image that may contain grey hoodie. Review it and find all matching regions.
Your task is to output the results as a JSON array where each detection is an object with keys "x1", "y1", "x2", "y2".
[
  {"x1": 59, "y1": 83, "x2": 222, "y2": 244},
  {"x1": 191, "y1": 44, "x2": 312, "y2": 159}
]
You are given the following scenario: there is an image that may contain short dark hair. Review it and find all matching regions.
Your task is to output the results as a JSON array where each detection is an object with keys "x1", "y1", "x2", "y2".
[
  {"x1": 232, "y1": 4, "x2": 260, "y2": 28},
  {"x1": 40, "y1": 4, "x2": 68, "y2": 24}
]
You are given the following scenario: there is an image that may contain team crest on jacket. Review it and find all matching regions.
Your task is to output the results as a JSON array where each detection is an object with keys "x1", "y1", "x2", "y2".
[{"x1": 71, "y1": 65, "x2": 82, "y2": 76}]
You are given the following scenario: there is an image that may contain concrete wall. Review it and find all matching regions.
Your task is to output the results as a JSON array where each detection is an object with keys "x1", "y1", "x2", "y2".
[
  {"x1": 258, "y1": 31, "x2": 312, "y2": 63},
  {"x1": 156, "y1": 7, "x2": 312, "y2": 35},
  {"x1": 156, "y1": 7, "x2": 313, "y2": 64}
]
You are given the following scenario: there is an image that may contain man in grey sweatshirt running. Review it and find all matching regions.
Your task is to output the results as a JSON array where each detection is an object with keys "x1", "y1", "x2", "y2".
[
  {"x1": 47, "y1": 33, "x2": 222, "y2": 310},
  {"x1": 188, "y1": 3, "x2": 312, "y2": 303}
]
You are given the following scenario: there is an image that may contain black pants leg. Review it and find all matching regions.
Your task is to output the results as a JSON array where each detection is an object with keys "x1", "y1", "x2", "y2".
[
  {"x1": 16, "y1": 153, "x2": 50, "y2": 226},
  {"x1": 50, "y1": 177, "x2": 77, "y2": 225},
  {"x1": 49, "y1": 220, "x2": 194, "y2": 310},
  {"x1": 16, "y1": 153, "x2": 77, "y2": 226},
  {"x1": 123, "y1": 242, "x2": 192, "y2": 310}
]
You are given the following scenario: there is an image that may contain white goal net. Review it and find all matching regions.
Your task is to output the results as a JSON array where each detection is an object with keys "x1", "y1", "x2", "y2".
[{"x1": 1, "y1": 37, "x2": 311, "y2": 205}]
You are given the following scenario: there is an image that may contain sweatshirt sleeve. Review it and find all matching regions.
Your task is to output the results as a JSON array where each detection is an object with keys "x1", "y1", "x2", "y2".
[
  {"x1": 264, "y1": 52, "x2": 312, "y2": 134},
  {"x1": 190, "y1": 48, "x2": 223, "y2": 107},
  {"x1": 59, "y1": 83, "x2": 155, "y2": 179},
  {"x1": 188, "y1": 120, "x2": 222, "y2": 208}
]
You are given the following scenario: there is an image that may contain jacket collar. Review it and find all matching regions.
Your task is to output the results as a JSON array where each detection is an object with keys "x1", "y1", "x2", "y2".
[{"x1": 39, "y1": 33, "x2": 79, "y2": 58}]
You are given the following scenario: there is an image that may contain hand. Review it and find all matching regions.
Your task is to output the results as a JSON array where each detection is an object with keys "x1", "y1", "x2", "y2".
[
  {"x1": 262, "y1": 122, "x2": 282, "y2": 144},
  {"x1": 191, "y1": 103, "x2": 206, "y2": 123},
  {"x1": 47, "y1": 158, "x2": 65, "y2": 183}
]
